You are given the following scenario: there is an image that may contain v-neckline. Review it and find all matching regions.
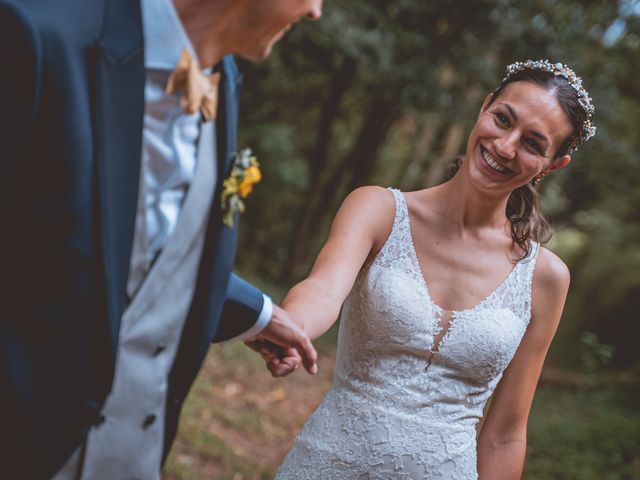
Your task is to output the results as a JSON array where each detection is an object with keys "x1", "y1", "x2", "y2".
[{"x1": 400, "y1": 191, "x2": 521, "y2": 316}]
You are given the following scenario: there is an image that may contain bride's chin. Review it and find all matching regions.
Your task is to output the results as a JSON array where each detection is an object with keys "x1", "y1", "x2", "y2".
[{"x1": 463, "y1": 166, "x2": 510, "y2": 197}]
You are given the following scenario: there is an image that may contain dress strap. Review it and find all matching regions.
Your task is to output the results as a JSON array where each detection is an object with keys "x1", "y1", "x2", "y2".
[
  {"x1": 387, "y1": 187, "x2": 410, "y2": 231},
  {"x1": 525, "y1": 240, "x2": 541, "y2": 283},
  {"x1": 370, "y1": 188, "x2": 414, "y2": 268},
  {"x1": 522, "y1": 240, "x2": 540, "y2": 267},
  {"x1": 515, "y1": 240, "x2": 541, "y2": 323}
]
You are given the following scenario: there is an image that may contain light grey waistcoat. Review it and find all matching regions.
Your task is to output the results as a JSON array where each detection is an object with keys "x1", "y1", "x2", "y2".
[{"x1": 52, "y1": 122, "x2": 217, "y2": 480}]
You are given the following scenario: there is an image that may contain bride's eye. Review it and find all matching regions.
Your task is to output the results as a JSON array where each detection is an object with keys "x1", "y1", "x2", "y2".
[
  {"x1": 494, "y1": 112, "x2": 510, "y2": 127},
  {"x1": 525, "y1": 137, "x2": 543, "y2": 155}
]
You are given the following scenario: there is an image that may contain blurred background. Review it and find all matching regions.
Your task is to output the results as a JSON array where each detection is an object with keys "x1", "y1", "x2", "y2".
[{"x1": 164, "y1": 0, "x2": 640, "y2": 478}]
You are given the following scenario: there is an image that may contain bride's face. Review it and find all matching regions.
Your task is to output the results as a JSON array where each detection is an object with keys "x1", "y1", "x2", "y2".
[{"x1": 463, "y1": 81, "x2": 572, "y2": 195}]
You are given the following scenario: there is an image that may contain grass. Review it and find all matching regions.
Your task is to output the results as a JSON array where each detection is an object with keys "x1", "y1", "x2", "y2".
[{"x1": 163, "y1": 335, "x2": 639, "y2": 480}]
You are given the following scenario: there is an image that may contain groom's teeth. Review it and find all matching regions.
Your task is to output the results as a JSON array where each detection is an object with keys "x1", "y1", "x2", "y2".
[{"x1": 482, "y1": 149, "x2": 507, "y2": 173}]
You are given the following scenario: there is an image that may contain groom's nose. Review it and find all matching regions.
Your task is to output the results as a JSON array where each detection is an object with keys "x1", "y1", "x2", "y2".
[{"x1": 306, "y1": 0, "x2": 322, "y2": 21}]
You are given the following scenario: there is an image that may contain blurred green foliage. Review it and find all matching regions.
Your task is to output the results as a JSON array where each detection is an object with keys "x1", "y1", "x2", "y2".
[
  {"x1": 234, "y1": 0, "x2": 640, "y2": 368},
  {"x1": 580, "y1": 331, "x2": 616, "y2": 374},
  {"x1": 526, "y1": 387, "x2": 640, "y2": 479}
]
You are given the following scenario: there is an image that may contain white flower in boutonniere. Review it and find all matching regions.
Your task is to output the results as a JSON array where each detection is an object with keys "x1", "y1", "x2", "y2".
[{"x1": 221, "y1": 148, "x2": 262, "y2": 228}]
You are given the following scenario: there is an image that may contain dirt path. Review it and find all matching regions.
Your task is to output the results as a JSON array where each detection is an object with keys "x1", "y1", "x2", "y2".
[{"x1": 164, "y1": 342, "x2": 336, "y2": 480}]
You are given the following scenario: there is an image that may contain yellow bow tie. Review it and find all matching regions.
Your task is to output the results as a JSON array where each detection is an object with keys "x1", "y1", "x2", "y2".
[{"x1": 165, "y1": 48, "x2": 221, "y2": 121}]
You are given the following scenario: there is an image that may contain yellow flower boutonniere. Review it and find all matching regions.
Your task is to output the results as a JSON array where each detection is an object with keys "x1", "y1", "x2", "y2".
[{"x1": 221, "y1": 148, "x2": 262, "y2": 228}]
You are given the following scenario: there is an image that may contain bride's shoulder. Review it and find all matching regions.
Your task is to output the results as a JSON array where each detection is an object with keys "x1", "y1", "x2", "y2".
[
  {"x1": 343, "y1": 185, "x2": 395, "y2": 207},
  {"x1": 533, "y1": 246, "x2": 570, "y2": 290},
  {"x1": 339, "y1": 186, "x2": 397, "y2": 244},
  {"x1": 531, "y1": 246, "x2": 571, "y2": 318}
]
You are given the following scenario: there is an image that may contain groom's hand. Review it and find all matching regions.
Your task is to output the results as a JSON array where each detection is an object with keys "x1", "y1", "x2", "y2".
[
  {"x1": 245, "y1": 304, "x2": 318, "y2": 377},
  {"x1": 244, "y1": 340, "x2": 303, "y2": 377}
]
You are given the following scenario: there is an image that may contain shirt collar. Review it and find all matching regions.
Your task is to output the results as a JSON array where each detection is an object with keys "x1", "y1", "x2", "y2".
[{"x1": 140, "y1": 0, "x2": 199, "y2": 70}]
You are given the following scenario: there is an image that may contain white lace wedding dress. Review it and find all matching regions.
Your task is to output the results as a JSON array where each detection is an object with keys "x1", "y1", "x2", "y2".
[{"x1": 276, "y1": 188, "x2": 540, "y2": 480}]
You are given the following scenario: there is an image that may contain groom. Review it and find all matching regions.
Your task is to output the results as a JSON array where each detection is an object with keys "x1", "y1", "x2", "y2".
[{"x1": 0, "y1": 0, "x2": 322, "y2": 478}]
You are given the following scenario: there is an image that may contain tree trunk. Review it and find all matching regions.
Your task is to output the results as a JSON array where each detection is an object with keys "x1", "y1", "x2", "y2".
[
  {"x1": 397, "y1": 114, "x2": 439, "y2": 190},
  {"x1": 424, "y1": 122, "x2": 464, "y2": 186},
  {"x1": 345, "y1": 96, "x2": 402, "y2": 192},
  {"x1": 285, "y1": 95, "x2": 401, "y2": 282},
  {"x1": 283, "y1": 57, "x2": 357, "y2": 281}
]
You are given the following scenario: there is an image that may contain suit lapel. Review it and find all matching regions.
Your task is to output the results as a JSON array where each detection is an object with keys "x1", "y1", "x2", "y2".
[
  {"x1": 166, "y1": 56, "x2": 243, "y2": 419},
  {"x1": 92, "y1": 0, "x2": 145, "y2": 356},
  {"x1": 216, "y1": 55, "x2": 243, "y2": 188}
]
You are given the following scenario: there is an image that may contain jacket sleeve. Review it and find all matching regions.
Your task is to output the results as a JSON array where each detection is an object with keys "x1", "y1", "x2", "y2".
[
  {"x1": 0, "y1": 1, "x2": 41, "y2": 153},
  {"x1": 1, "y1": 2, "x2": 41, "y2": 290},
  {"x1": 211, "y1": 272, "x2": 266, "y2": 343}
]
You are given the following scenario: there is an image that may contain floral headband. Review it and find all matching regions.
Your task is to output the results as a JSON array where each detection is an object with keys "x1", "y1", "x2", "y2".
[{"x1": 499, "y1": 59, "x2": 596, "y2": 152}]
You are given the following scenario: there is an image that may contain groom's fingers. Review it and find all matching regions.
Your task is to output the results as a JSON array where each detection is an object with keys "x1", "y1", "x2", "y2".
[
  {"x1": 261, "y1": 305, "x2": 318, "y2": 375},
  {"x1": 267, "y1": 360, "x2": 287, "y2": 377},
  {"x1": 267, "y1": 349, "x2": 301, "y2": 377},
  {"x1": 244, "y1": 340, "x2": 283, "y2": 360},
  {"x1": 245, "y1": 340, "x2": 307, "y2": 376},
  {"x1": 267, "y1": 356, "x2": 299, "y2": 377}
]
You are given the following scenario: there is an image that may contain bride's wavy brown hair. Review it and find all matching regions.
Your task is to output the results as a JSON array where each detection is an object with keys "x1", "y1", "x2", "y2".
[{"x1": 451, "y1": 68, "x2": 589, "y2": 260}]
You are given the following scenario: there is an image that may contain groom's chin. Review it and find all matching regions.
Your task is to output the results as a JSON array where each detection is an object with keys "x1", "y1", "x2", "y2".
[
  {"x1": 237, "y1": 44, "x2": 273, "y2": 63},
  {"x1": 238, "y1": 30, "x2": 289, "y2": 62}
]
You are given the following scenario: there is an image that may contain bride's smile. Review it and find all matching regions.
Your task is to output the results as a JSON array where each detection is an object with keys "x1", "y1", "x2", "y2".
[{"x1": 481, "y1": 146, "x2": 514, "y2": 174}]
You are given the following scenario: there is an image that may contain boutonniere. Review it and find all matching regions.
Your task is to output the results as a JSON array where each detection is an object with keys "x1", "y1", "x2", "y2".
[{"x1": 221, "y1": 148, "x2": 262, "y2": 228}]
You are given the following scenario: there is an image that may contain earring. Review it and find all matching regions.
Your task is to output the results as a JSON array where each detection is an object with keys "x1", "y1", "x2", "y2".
[{"x1": 532, "y1": 173, "x2": 544, "y2": 186}]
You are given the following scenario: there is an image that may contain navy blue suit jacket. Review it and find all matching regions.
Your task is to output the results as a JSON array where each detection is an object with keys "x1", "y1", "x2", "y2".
[{"x1": 0, "y1": 0, "x2": 264, "y2": 477}]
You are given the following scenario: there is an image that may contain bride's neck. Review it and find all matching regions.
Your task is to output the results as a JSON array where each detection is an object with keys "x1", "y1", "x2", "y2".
[{"x1": 432, "y1": 173, "x2": 510, "y2": 232}]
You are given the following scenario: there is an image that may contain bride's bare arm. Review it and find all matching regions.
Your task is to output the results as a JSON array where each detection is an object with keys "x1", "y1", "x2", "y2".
[
  {"x1": 282, "y1": 186, "x2": 395, "y2": 340},
  {"x1": 477, "y1": 247, "x2": 570, "y2": 479}
]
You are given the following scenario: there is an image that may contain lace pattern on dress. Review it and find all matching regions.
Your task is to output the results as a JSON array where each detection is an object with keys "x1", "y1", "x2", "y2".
[{"x1": 277, "y1": 188, "x2": 540, "y2": 479}]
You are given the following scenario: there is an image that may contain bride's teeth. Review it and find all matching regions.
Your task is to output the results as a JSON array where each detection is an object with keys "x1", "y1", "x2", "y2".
[{"x1": 482, "y1": 150, "x2": 506, "y2": 172}]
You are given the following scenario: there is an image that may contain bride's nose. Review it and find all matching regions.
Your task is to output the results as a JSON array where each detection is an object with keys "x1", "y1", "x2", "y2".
[{"x1": 493, "y1": 132, "x2": 518, "y2": 160}]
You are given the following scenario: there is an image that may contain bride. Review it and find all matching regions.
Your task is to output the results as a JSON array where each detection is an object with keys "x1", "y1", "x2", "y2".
[{"x1": 259, "y1": 60, "x2": 595, "y2": 479}]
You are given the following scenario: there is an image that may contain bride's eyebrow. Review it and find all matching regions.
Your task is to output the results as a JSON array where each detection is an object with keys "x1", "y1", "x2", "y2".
[
  {"x1": 497, "y1": 102, "x2": 550, "y2": 149},
  {"x1": 530, "y1": 130, "x2": 550, "y2": 150},
  {"x1": 496, "y1": 102, "x2": 518, "y2": 122}
]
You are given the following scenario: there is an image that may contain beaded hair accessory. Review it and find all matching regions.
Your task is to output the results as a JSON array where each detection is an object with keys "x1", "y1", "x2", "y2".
[{"x1": 500, "y1": 59, "x2": 596, "y2": 152}]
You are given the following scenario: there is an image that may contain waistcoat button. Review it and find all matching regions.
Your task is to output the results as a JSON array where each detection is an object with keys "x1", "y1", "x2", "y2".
[
  {"x1": 153, "y1": 344, "x2": 166, "y2": 356},
  {"x1": 142, "y1": 414, "x2": 157, "y2": 429}
]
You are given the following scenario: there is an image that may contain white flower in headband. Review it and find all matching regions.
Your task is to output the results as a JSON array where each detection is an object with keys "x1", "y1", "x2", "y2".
[{"x1": 500, "y1": 59, "x2": 596, "y2": 152}]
